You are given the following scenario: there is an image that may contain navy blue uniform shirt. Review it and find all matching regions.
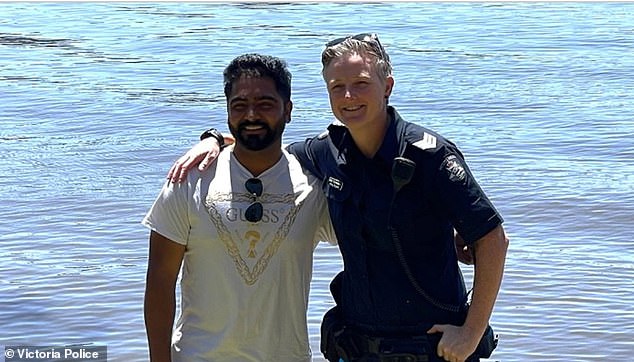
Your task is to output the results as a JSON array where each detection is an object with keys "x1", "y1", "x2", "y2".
[{"x1": 288, "y1": 107, "x2": 503, "y2": 333}]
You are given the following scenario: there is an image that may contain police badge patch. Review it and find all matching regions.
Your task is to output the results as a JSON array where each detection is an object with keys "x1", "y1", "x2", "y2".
[{"x1": 443, "y1": 155, "x2": 467, "y2": 182}]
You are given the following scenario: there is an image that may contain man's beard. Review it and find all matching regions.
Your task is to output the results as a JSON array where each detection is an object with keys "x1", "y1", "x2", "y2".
[{"x1": 229, "y1": 119, "x2": 285, "y2": 151}]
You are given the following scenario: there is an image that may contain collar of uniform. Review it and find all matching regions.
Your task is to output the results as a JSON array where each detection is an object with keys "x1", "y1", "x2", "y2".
[
  {"x1": 326, "y1": 108, "x2": 402, "y2": 167},
  {"x1": 326, "y1": 120, "x2": 353, "y2": 167},
  {"x1": 374, "y1": 107, "x2": 400, "y2": 165},
  {"x1": 388, "y1": 106, "x2": 413, "y2": 157}
]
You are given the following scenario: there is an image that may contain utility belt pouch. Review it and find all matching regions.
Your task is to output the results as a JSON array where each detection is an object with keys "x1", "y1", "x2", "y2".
[
  {"x1": 321, "y1": 306, "x2": 345, "y2": 362},
  {"x1": 335, "y1": 331, "x2": 433, "y2": 362},
  {"x1": 375, "y1": 335, "x2": 434, "y2": 361}
]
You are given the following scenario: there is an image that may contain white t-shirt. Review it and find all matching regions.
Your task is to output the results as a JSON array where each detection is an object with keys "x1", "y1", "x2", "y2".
[{"x1": 142, "y1": 146, "x2": 336, "y2": 362}]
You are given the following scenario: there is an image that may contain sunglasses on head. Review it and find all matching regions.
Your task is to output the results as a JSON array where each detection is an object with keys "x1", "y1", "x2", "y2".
[
  {"x1": 325, "y1": 32, "x2": 387, "y2": 59},
  {"x1": 245, "y1": 178, "x2": 263, "y2": 223}
]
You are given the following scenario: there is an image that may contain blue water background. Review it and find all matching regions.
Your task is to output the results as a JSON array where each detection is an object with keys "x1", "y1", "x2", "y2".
[{"x1": 1, "y1": 3, "x2": 633, "y2": 361}]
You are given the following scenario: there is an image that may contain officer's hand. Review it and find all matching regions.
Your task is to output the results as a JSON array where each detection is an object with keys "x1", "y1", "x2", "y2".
[
  {"x1": 454, "y1": 232, "x2": 474, "y2": 265},
  {"x1": 427, "y1": 324, "x2": 480, "y2": 362},
  {"x1": 167, "y1": 138, "x2": 222, "y2": 183}
]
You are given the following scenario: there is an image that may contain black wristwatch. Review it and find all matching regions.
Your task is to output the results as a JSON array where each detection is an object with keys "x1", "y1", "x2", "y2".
[{"x1": 200, "y1": 128, "x2": 225, "y2": 147}]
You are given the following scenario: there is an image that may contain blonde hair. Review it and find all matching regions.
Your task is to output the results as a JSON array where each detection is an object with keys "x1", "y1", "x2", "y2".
[{"x1": 321, "y1": 35, "x2": 393, "y2": 79}]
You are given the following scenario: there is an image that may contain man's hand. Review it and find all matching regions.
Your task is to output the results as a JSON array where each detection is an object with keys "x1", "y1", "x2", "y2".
[
  {"x1": 167, "y1": 138, "x2": 223, "y2": 183},
  {"x1": 427, "y1": 324, "x2": 480, "y2": 362}
]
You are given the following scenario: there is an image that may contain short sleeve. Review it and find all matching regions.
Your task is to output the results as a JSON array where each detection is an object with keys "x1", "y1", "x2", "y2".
[
  {"x1": 141, "y1": 180, "x2": 191, "y2": 245},
  {"x1": 433, "y1": 150, "x2": 503, "y2": 244},
  {"x1": 314, "y1": 194, "x2": 337, "y2": 247}
]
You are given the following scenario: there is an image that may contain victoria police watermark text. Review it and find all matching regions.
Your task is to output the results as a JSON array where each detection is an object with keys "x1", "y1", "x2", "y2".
[{"x1": 4, "y1": 346, "x2": 107, "y2": 361}]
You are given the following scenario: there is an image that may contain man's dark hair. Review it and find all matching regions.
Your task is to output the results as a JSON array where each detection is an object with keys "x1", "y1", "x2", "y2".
[{"x1": 223, "y1": 53, "x2": 292, "y2": 102}]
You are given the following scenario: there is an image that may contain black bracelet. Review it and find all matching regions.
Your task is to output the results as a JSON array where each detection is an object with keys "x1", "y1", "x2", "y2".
[{"x1": 200, "y1": 128, "x2": 225, "y2": 147}]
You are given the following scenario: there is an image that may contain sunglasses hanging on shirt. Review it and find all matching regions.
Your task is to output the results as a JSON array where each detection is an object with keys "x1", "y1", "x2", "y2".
[{"x1": 245, "y1": 178, "x2": 263, "y2": 223}]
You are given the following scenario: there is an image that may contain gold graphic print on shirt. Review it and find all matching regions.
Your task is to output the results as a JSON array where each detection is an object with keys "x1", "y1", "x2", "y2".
[
  {"x1": 205, "y1": 191, "x2": 302, "y2": 285},
  {"x1": 244, "y1": 230, "x2": 260, "y2": 258}
]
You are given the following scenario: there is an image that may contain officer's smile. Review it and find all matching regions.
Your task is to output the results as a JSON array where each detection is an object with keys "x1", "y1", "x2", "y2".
[{"x1": 342, "y1": 105, "x2": 364, "y2": 112}]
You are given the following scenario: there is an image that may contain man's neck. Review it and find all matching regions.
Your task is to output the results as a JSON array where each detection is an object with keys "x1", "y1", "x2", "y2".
[{"x1": 233, "y1": 145, "x2": 283, "y2": 177}]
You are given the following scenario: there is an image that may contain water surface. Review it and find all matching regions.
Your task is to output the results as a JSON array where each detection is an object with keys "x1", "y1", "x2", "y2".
[{"x1": 1, "y1": 3, "x2": 633, "y2": 361}]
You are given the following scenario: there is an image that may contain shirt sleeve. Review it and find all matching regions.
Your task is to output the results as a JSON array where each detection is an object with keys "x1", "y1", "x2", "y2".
[
  {"x1": 141, "y1": 179, "x2": 191, "y2": 245},
  {"x1": 433, "y1": 149, "x2": 503, "y2": 245},
  {"x1": 314, "y1": 194, "x2": 338, "y2": 248}
]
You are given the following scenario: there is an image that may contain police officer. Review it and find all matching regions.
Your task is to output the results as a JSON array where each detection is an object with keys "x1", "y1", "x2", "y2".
[
  {"x1": 167, "y1": 34, "x2": 508, "y2": 362},
  {"x1": 287, "y1": 33, "x2": 507, "y2": 362}
]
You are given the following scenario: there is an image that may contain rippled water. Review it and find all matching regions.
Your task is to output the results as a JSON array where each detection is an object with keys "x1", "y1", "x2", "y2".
[{"x1": 1, "y1": 3, "x2": 633, "y2": 361}]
